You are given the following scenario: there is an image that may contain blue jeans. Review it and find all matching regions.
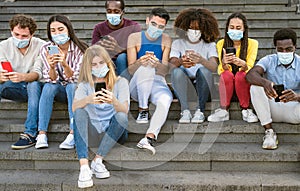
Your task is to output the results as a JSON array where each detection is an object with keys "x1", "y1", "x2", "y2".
[
  {"x1": 0, "y1": 81, "x2": 42, "y2": 137},
  {"x1": 114, "y1": 53, "x2": 128, "y2": 76},
  {"x1": 74, "y1": 108, "x2": 128, "y2": 159},
  {"x1": 38, "y1": 83, "x2": 76, "y2": 132},
  {"x1": 171, "y1": 67, "x2": 212, "y2": 112}
]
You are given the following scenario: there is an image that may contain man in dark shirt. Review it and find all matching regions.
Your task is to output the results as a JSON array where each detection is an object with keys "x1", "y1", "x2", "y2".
[{"x1": 92, "y1": 0, "x2": 141, "y2": 77}]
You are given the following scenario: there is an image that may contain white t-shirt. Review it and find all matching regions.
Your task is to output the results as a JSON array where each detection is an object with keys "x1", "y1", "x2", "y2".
[
  {"x1": 74, "y1": 77, "x2": 129, "y2": 133},
  {"x1": 170, "y1": 39, "x2": 218, "y2": 77},
  {"x1": 0, "y1": 37, "x2": 46, "y2": 80}
]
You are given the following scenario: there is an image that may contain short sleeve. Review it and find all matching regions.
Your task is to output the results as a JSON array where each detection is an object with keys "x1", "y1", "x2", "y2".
[{"x1": 170, "y1": 40, "x2": 182, "y2": 58}]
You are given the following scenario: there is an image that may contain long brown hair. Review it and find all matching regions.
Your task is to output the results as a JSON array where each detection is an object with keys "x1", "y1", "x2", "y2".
[
  {"x1": 78, "y1": 45, "x2": 117, "y2": 90},
  {"x1": 47, "y1": 14, "x2": 88, "y2": 53},
  {"x1": 222, "y1": 12, "x2": 249, "y2": 61}
]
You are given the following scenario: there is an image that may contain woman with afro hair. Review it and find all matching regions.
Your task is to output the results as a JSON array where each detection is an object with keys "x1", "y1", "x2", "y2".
[{"x1": 170, "y1": 8, "x2": 219, "y2": 123}]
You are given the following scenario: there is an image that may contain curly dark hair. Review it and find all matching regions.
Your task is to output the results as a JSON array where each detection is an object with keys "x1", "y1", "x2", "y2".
[
  {"x1": 173, "y1": 8, "x2": 220, "y2": 43},
  {"x1": 222, "y1": 12, "x2": 249, "y2": 61},
  {"x1": 47, "y1": 14, "x2": 88, "y2": 53},
  {"x1": 9, "y1": 14, "x2": 37, "y2": 35},
  {"x1": 273, "y1": 28, "x2": 297, "y2": 46}
]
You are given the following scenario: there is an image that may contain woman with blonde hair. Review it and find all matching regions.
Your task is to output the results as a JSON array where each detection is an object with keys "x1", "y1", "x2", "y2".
[{"x1": 72, "y1": 45, "x2": 129, "y2": 188}]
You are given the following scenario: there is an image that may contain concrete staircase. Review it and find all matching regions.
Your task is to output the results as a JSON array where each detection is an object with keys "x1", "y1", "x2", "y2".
[
  {"x1": 0, "y1": 100, "x2": 299, "y2": 190},
  {"x1": 0, "y1": 0, "x2": 300, "y2": 190}
]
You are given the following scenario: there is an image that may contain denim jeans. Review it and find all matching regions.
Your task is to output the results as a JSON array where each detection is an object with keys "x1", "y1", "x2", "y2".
[
  {"x1": 114, "y1": 53, "x2": 128, "y2": 76},
  {"x1": 0, "y1": 81, "x2": 43, "y2": 137},
  {"x1": 38, "y1": 82, "x2": 76, "y2": 132},
  {"x1": 74, "y1": 108, "x2": 128, "y2": 159},
  {"x1": 171, "y1": 67, "x2": 212, "y2": 112}
]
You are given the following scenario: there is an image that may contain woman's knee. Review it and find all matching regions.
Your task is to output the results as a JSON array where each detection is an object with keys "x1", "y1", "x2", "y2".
[
  {"x1": 220, "y1": 70, "x2": 234, "y2": 83},
  {"x1": 113, "y1": 112, "x2": 128, "y2": 128}
]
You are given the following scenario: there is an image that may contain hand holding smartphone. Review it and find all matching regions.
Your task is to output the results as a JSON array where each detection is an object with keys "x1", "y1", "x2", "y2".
[
  {"x1": 95, "y1": 82, "x2": 106, "y2": 97},
  {"x1": 273, "y1": 84, "x2": 284, "y2": 102},
  {"x1": 185, "y1": 49, "x2": 195, "y2": 58},
  {"x1": 1, "y1": 61, "x2": 13, "y2": 72},
  {"x1": 48, "y1": 45, "x2": 60, "y2": 55},
  {"x1": 225, "y1": 47, "x2": 236, "y2": 55}
]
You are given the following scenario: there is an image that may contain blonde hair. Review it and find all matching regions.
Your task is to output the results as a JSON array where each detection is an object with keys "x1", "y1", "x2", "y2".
[{"x1": 78, "y1": 45, "x2": 117, "y2": 90}]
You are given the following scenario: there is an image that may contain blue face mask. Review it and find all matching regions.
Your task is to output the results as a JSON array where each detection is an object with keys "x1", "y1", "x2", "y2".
[
  {"x1": 277, "y1": 52, "x2": 294, "y2": 65},
  {"x1": 147, "y1": 24, "x2": 164, "y2": 39},
  {"x1": 12, "y1": 36, "x2": 30, "y2": 49},
  {"x1": 106, "y1": 14, "x2": 122, "y2": 26},
  {"x1": 227, "y1": 29, "x2": 244, "y2": 41},
  {"x1": 52, "y1": 33, "x2": 70, "y2": 45},
  {"x1": 92, "y1": 65, "x2": 110, "y2": 78}
]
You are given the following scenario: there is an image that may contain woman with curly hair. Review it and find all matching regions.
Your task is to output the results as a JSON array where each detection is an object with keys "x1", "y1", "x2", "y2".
[
  {"x1": 170, "y1": 8, "x2": 219, "y2": 123},
  {"x1": 207, "y1": 12, "x2": 258, "y2": 123}
]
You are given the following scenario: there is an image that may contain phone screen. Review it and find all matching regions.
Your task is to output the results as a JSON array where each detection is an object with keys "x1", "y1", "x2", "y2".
[
  {"x1": 1, "y1": 61, "x2": 13, "y2": 72},
  {"x1": 95, "y1": 82, "x2": 106, "y2": 97},
  {"x1": 48, "y1": 45, "x2": 59, "y2": 55},
  {"x1": 273, "y1": 84, "x2": 284, "y2": 102}
]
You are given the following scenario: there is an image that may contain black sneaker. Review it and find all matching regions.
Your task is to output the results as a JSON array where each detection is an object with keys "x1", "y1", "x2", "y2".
[
  {"x1": 11, "y1": 133, "x2": 36, "y2": 149},
  {"x1": 136, "y1": 110, "x2": 149, "y2": 124}
]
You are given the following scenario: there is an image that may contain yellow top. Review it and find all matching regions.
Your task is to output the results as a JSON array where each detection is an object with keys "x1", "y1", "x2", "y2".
[{"x1": 217, "y1": 38, "x2": 258, "y2": 75}]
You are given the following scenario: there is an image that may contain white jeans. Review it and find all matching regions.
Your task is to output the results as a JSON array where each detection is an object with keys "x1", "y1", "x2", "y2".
[
  {"x1": 129, "y1": 66, "x2": 173, "y2": 138},
  {"x1": 250, "y1": 85, "x2": 300, "y2": 126}
]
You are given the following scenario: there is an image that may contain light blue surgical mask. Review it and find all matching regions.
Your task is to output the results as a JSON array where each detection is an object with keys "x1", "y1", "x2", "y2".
[
  {"x1": 147, "y1": 24, "x2": 164, "y2": 39},
  {"x1": 51, "y1": 33, "x2": 70, "y2": 45},
  {"x1": 277, "y1": 52, "x2": 294, "y2": 65},
  {"x1": 12, "y1": 36, "x2": 30, "y2": 49},
  {"x1": 92, "y1": 65, "x2": 110, "y2": 78},
  {"x1": 227, "y1": 29, "x2": 244, "y2": 41},
  {"x1": 106, "y1": 14, "x2": 122, "y2": 26}
]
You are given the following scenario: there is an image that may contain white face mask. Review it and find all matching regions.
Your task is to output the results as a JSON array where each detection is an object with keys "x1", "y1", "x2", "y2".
[
  {"x1": 92, "y1": 64, "x2": 110, "y2": 78},
  {"x1": 106, "y1": 14, "x2": 122, "y2": 26},
  {"x1": 277, "y1": 52, "x2": 294, "y2": 65},
  {"x1": 187, "y1": 29, "x2": 201, "y2": 43}
]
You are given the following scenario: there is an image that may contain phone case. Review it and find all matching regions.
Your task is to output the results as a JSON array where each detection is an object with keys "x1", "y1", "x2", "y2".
[
  {"x1": 95, "y1": 82, "x2": 106, "y2": 91},
  {"x1": 225, "y1": 47, "x2": 236, "y2": 54},
  {"x1": 273, "y1": 84, "x2": 284, "y2": 102},
  {"x1": 1, "y1": 61, "x2": 13, "y2": 72},
  {"x1": 48, "y1": 46, "x2": 59, "y2": 55}
]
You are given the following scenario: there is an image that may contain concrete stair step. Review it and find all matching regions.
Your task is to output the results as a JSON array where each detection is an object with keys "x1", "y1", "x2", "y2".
[
  {"x1": 0, "y1": 169, "x2": 299, "y2": 191},
  {"x1": 1, "y1": 119, "x2": 300, "y2": 143},
  {"x1": 1, "y1": 142, "x2": 299, "y2": 172}
]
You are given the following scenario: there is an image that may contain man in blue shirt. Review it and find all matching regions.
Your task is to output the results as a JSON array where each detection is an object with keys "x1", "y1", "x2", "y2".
[{"x1": 246, "y1": 28, "x2": 300, "y2": 150}]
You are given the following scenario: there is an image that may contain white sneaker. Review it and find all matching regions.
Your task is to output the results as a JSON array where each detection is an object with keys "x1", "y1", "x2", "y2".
[
  {"x1": 179, "y1": 109, "x2": 192, "y2": 123},
  {"x1": 137, "y1": 137, "x2": 156, "y2": 155},
  {"x1": 207, "y1": 108, "x2": 229, "y2": 122},
  {"x1": 35, "y1": 134, "x2": 48, "y2": 149},
  {"x1": 91, "y1": 158, "x2": 110, "y2": 179},
  {"x1": 242, "y1": 109, "x2": 259, "y2": 123},
  {"x1": 191, "y1": 109, "x2": 205, "y2": 123},
  {"x1": 59, "y1": 134, "x2": 75, "y2": 149},
  {"x1": 78, "y1": 165, "x2": 93, "y2": 188},
  {"x1": 136, "y1": 111, "x2": 149, "y2": 124},
  {"x1": 262, "y1": 129, "x2": 278, "y2": 150}
]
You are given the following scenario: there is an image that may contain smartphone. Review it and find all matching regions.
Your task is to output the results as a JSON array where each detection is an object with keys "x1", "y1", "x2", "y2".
[
  {"x1": 273, "y1": 84, "x2": 284, "y2": 102},
  {"x1": 185, "y1": 49, "x2": 195, "y2": 57},
  {"x1": 100, "y1": 36, "x2": 109, "y2": 41},
  {"x1": 1, "y1": 61, "x2": 13, "y2": 72},
  {"x1": 225, "y1": 47, "x2": 236, "y2": 55},
  {"x1": 95, "y1": 82, "x2": 106, "y2": 97},
  {"x1": 48, "y1": 45, "x2": 59, "y2": 55},
  {"x1": 146, "y1": 51, "x2": 154, "y2": 56}
]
